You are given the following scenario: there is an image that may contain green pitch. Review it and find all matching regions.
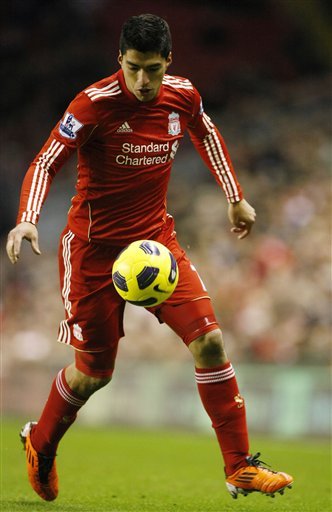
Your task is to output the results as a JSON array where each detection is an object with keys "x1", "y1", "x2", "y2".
[{"x1": 1, "y1": 419, "x2": 330, "y2": 512}]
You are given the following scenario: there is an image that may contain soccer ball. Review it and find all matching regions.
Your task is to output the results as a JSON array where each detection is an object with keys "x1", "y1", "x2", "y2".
[{"x1": 112, "y1": 240, "x2": 179, "y2": 307}]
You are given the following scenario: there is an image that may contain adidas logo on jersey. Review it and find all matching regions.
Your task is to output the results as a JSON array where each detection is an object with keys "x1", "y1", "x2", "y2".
[{"x1": 116, "y1": 122, "x2": 133, "y2": 133}]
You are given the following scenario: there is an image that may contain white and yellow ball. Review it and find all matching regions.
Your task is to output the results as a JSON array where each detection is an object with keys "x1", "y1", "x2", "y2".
[{"x1": 112, "y1": 240, "x2": 179, "y2": 307}]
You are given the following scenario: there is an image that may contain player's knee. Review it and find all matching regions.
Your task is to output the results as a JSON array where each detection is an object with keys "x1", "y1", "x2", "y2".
[
  {"x1": 65, "y1": 365, "x2": 111, "y2": 398},
  {"x1": 79, "y1": 374, "x2": 111, "y2": 398},
  {"x1": 189, "y1": 328, "x2": 227, "y2": 367}
]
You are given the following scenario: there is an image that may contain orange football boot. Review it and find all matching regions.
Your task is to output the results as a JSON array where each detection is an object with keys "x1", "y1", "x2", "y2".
[
  {"x1": 20, "y1": 421, "x2": 58, "y2": 501},
  {"x1": 226, "y1": 452, "x2": 293, "y2": 499}
]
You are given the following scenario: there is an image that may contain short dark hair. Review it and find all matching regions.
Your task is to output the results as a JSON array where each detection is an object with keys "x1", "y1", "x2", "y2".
[{"x1": 119, "y1": 14, "x2": 172, "y2": 58}]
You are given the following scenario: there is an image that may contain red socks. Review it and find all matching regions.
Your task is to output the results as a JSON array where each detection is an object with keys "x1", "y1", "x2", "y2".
[
  {"x1": 31, "y1": 361, "x2": 248, "y2": 476},
  {"x1": 195, "y1": 362, "x2": 249, "y2": 476},
  {"x1": 30, "y1": 368, "x2": 86, "y2": 456}
]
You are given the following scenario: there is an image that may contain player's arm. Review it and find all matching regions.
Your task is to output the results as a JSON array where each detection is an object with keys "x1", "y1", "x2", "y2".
[
  {"x1": 6, "y1": 136, "x2": 75, "y2": 264},
  {"x1": 6, "y1": 92, "x2": 98, "y2": 264},
  {"x1": 188, "y1": 91, "x2": 256, "y2": 239}
]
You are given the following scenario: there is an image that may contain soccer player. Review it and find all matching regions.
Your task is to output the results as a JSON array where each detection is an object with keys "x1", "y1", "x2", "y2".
[{"x1": 7, "y1": 14, "x2": 293, "y2": 502}]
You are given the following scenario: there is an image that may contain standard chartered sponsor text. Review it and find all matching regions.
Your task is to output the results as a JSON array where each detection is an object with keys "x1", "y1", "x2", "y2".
[{"x1": 116, "y1": 141, "x2": 179, "y2": 166}]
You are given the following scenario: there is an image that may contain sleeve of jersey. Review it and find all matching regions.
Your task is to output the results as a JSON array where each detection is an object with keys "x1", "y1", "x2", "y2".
[
  {"x1": 17, "y1": 92, "x2": 97, "y2": 225},
  {"x1": 187, "y1": 93, "x2": 243, "y2": 204}
]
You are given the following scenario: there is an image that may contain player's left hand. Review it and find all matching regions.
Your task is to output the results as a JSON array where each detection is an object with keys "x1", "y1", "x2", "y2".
[{"x1": 228, "y1": 198, "x2": 256, "y2": 239}]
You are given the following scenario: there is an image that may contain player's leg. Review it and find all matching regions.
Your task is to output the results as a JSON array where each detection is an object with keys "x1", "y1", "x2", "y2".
[
  {"x1": 159, "y1": 297, "x2": 293, "y2": 498},
  {"x1": 21, "y1": 228, "x2": 124, "y2": 501},
  {"x1": 21, "y1": 348, "x2": 116, "y2": 501},
  {"x1": 188, "y1": 326, "x2": 250, "y2": 474},
  {"x1": 186, "y1": 327, "x2": 291, "y2": 497},
  {"x1": 28, "y1": 347, "x2": 117, "y2": 457},
  {"x1": 153, "y1": 228, "x2": 293, "y2": 498},
  {"x1": 156, "y1": 296, "x2": 250, "y2": 474},
  {"x1": 149, "y1": 233, "x2": 251, "y2": 474}
]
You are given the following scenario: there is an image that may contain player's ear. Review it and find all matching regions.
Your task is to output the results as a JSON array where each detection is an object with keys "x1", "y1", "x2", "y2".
[
  {"x1": 166, "y1": 52, "x2": 172, "y2": 68},
  {"x1": 118, "y1": 51, "x2": 123, "y2": 66}
]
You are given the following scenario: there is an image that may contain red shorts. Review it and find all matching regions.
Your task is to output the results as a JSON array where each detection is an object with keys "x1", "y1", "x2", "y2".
[{"x1": 57, "y1": 216, "x2": 219, "y2": 376}]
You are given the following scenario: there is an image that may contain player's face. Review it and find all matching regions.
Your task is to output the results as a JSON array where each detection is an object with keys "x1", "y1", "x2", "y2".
[{"x1": 118, "y1": 50, "x2": 172, "y2": 102}]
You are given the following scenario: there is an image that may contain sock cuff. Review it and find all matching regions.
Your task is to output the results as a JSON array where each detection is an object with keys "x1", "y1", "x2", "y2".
[
  {"x1": 55, "y1": 368, "x2": 86, "y2": 407},
  {"x1": 195, "y1": 362, "x2": 235, "y2": 384}
]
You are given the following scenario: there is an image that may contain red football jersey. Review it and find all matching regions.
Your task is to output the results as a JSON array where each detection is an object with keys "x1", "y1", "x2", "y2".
[{"x1": 17, "y1": 69, "x2": 243, "y2": 245}]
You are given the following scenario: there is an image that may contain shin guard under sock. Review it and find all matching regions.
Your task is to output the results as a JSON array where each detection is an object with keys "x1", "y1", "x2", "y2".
[
  {"x1": 195, "y1": 362, "x2": 249, "y2": 476},
  {"x1": 30, "y1": 368, "x2": 87, "y2": 456}
]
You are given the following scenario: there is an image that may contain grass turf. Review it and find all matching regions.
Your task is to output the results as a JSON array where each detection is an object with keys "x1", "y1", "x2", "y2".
[{"x1": 1, "y1": 419, "x2": 330, "y2": 511}]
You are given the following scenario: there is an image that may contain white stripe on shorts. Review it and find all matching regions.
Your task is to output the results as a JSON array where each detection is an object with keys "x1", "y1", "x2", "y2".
[
  {"x1": 61, "y1": 230, "x2": 75, "y2": 318},
  {"x1": 57, "y1": 230, "x2": 75, "y2": 346},
  {"x1": 57, "y1": 319, "x2": 71, "y2": 345}
]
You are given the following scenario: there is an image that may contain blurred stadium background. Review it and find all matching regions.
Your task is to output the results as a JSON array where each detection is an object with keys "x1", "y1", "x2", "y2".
[{"x1": 1, "y1": 0, "x2": 331, "y2": 441}]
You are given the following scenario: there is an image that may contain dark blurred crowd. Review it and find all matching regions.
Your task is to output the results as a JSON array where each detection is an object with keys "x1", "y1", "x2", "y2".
[{"x1": 2, "y1": 0, "x2": 331, "y2": 368}]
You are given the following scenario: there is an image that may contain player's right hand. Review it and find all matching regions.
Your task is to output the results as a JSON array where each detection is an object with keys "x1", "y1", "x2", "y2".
[{"x1": 6, "y1": 222, "x2": 41, "y2": 264}]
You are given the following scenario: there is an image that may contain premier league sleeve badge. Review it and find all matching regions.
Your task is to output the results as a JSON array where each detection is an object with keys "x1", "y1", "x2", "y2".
[{"x1": 59, "y1": 112, "x2": 84, "y2": 139}]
